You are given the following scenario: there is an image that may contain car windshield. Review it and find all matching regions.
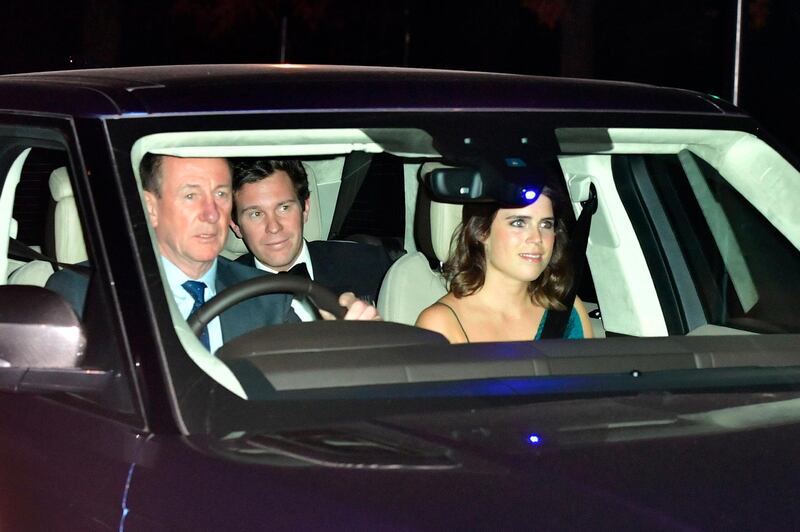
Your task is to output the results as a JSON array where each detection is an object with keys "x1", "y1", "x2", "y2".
[{"x1": 107, "y1": 112, "x2": 800, "y2": 435}]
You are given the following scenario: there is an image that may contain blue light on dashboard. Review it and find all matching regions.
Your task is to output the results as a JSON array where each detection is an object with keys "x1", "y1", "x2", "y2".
[{"x1": 528, "y1": 434, "x2": 542, "y2": 445}]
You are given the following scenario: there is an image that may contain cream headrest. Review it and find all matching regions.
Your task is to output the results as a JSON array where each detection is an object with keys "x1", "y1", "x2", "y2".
[
  {"x1": 430, "y1": 201, "x2": 462, "y2": 263},
  {"x1": 48, "y1": 167, "x2": 73, "y2": 201},
  {"x1": 418, "y1": 162, "x2": 463, "y2": 264}
]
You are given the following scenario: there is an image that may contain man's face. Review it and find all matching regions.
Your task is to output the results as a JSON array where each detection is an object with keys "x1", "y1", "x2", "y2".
[
  {"x1": 230, "y1": 170, "x2": 309, "y2": 271},
  {"x1": 144, "y1": 156, "x2": 233, "y2": 279}
]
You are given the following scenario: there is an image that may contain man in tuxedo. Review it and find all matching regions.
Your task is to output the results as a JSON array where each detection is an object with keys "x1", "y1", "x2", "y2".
[
  {"x1": 47, "y1": 154, "x2": 378, "y2": 353},
  {"x1": 229, "y1": 159, "x2": 393, "y2": 321}
]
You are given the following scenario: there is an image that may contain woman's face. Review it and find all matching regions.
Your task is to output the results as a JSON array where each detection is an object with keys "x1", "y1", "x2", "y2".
[{"x1": 482, "y1": 195, "x2": 557, "y2": 283}]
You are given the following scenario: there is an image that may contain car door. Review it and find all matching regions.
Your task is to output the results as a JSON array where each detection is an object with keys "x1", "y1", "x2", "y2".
[{"x1": 0, "y1": 116, "x2": 148, "y2": 531}]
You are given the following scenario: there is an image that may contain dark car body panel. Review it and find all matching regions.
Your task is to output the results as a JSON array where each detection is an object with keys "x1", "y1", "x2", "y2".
[
  {"x1": 2, "y1": 65, "x2": 738, "y2": 118},
  {"x1": 119, "y1": 392, "x2": 800, "y2": 531},
  {"x1": 0, "y1": 65, "x2": 796, "y2": 530},
  {"x1": 0, "y1": 394, "x2": 144, "y2": 530}
]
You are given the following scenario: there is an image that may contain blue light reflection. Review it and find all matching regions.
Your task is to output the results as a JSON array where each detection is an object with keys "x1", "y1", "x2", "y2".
[
  {"x1": 505, "y1": 157, "x2": 526, "y2": 167},
  {"x1": 528, "y1": 434, "x2": 542, "y2": 445}
]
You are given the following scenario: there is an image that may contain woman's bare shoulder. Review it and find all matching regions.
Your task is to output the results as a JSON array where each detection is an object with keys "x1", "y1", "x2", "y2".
[
  {"x1": 416, "y1": 295, "x2": 466, "y2": 342},
  {"x1": 573, "y1": 296, "x2": 594, "y2": 339},
  {"x1": 416, "y1": 297, "x2": 455, "y2": 326}
]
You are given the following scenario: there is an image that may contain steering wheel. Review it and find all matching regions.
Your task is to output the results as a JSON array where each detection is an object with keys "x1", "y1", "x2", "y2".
[{"x1": 186, "y1": 275, "x2": 346, "y2": 337}]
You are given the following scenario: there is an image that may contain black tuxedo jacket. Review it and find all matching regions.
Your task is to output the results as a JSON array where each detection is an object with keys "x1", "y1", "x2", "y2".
[
  {"x1": 235, "y1": 240, "x2": 393, "y2": 301},
  {"x1": 214, "y1": 258, "x2": 298, "y2": 339},
  {"x1": 46, "y1": 257, "x2": 297, "y2": 343}
]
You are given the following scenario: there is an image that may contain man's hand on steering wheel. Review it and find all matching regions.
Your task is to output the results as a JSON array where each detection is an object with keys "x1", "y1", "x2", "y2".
[{"x1": 319, "y1": 292, "x2": 381, "y2": 321}]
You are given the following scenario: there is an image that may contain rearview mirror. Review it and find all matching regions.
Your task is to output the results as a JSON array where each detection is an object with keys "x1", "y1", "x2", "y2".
[
  {"x1": 423, "y1": 159, "x2": 557, "y2": 207},
  {"x1": 425, "y1": 167, "x2": 486, "y2": 200}
]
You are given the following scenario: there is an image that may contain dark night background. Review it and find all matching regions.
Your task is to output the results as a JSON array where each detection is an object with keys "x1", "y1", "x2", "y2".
[{"x1": 1, "y1": 0, "x2": 797, "y2": 152}]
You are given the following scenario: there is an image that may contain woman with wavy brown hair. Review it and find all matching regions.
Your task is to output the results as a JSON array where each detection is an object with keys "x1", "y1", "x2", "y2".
[{"x1": 416, "y1": 185, "x2": 592, "y2": 343}]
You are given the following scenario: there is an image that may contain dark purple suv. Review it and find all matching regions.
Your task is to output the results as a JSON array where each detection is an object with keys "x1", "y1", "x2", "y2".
[{"x1": 1, "y1": 65, "x2": 800, "y2": 530}]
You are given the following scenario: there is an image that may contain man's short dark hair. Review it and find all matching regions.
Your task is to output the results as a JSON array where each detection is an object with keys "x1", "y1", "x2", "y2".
[
  {"x1": 232, "y1": 159, "x2": 310, "y2": 204},
  {"x1": 140, "y1": 153, "x2": 233, "y2": 197},
  {"x1": 140, "y1": 152, "x2": 164, "y2": 195}
]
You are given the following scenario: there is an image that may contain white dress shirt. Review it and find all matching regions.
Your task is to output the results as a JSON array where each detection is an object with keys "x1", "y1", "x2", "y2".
[
  {"x1": 252, "y1": 240, "x2": 317, "y2": 322},
  {"x1": 161, "y1": 256, "x2": 224, "y2": 353}
]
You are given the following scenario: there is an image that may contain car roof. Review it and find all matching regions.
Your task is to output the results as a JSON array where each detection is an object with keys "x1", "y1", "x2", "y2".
[{"x1": 0, "y1": 64, "x2": 741, "y2": 118}]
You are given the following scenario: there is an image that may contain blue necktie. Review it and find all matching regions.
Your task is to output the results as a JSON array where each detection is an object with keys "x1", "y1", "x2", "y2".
[{"x1": 182, "y1": 280, "x2": 210, "y2": 350}]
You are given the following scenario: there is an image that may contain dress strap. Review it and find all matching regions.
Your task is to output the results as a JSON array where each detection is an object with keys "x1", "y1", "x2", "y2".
[
  {"x1": 433, "y1": 302, "x2": 470, "y2": 343},
  {"x1": 535, "y1": 307, "x2": 584, "y2": 340}
]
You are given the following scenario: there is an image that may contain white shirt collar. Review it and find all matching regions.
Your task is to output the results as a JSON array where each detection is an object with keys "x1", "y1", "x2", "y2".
[
  {"x1": 253, "y1": 239, "x2": 314, "y2": 280},
  {"x1": 160, "y1": 255, "x2": 224, "y2": 353},
  {"x1": 161, "y1": 256, "x2": 218, "y2": 307}
]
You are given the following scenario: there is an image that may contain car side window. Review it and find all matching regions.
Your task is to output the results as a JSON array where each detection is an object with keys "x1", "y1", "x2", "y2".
[
  {"x1": 616, "y1": 151, "x2": 800, "y2": 334},
  {"x1": 8, "y1": 148, "x2": 90, "y2": 291},
  {"x1": 667, "y1": 151, "x2": 800, "y2": 333},
  {"x1": 2, "y1": 144, "x2": 137, "y2": 415},
  {"x1": 336, "y1": 152, "x2": 407, "y2": 259}
]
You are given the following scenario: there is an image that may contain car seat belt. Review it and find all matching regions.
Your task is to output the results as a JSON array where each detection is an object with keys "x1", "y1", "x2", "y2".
[
  {"x1": 7, "y1": 237, "x2": 91, "y2": 275},
  {"x1": 539, "y1": 184, "x2": 597, "y2": 339},
  {"x1": 327, "y1": 151, "x2": 372, "y2": 240}
]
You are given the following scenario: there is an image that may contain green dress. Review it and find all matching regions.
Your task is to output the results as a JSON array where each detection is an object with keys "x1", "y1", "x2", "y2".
[
  {"x1": 434, "y1": 303, "x2": 585, "y2": 341},
  {"x1": 534, "y1": 308, "x2": 584, "y2": 339}
]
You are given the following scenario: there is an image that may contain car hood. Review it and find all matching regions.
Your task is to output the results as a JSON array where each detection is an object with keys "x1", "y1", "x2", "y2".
[{"x1": 129, "y1": 391, "x2": 800, "y2": 530}]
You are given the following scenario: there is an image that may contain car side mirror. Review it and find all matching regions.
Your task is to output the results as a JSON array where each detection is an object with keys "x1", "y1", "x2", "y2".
[{"x1": 0, "y1": 285, "x2": 110, "y2": 394}]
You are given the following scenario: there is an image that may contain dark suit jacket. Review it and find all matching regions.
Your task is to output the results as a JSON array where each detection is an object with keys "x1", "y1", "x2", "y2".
[
  {"x1": 235, "y1": 240, "x2": 393, "y2": 301},
  {"x1": 45, "y1": 257, "x2": 297, "y2": 343}
]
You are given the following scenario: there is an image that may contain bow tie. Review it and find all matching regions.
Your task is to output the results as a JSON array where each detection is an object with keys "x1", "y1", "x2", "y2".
[{"x1": 278, "y1": 262, "x2": 310, "y2": 280}]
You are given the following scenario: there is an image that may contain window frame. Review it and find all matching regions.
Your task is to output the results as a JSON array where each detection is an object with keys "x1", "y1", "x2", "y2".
[{"x1": 0, "y1": 113, "x2": 145, "y2": 425}]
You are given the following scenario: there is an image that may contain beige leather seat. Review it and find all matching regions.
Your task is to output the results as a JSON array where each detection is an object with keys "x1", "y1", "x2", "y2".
[
  {"x1": 8, "y1": 167, "x2": 87, "y2": 286},
  {"x1": 49, "y1": 167, "x2": 87, "y2": 264},
  {"x1": 377, "y1": 196, "x2": 462, "y2": 325}
]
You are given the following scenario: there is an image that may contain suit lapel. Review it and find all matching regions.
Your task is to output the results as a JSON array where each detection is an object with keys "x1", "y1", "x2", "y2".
[
  {"x1": 215, "y1": 259, "x2": 240, "y2": 340},
  {"x1": 306, "y1": 242, "x2": 332, "y2": 286},
  {"x1": 233, "y1": 252, "x2": 257, "y2": 268},
  {"x1": 214, "y1": 258, "x2": 297, "y2": 342}
]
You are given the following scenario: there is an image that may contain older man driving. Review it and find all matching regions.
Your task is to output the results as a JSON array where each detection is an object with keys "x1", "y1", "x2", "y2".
[{"x1": 47, "y1": 154, "x2": 379, "y2": 353}]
